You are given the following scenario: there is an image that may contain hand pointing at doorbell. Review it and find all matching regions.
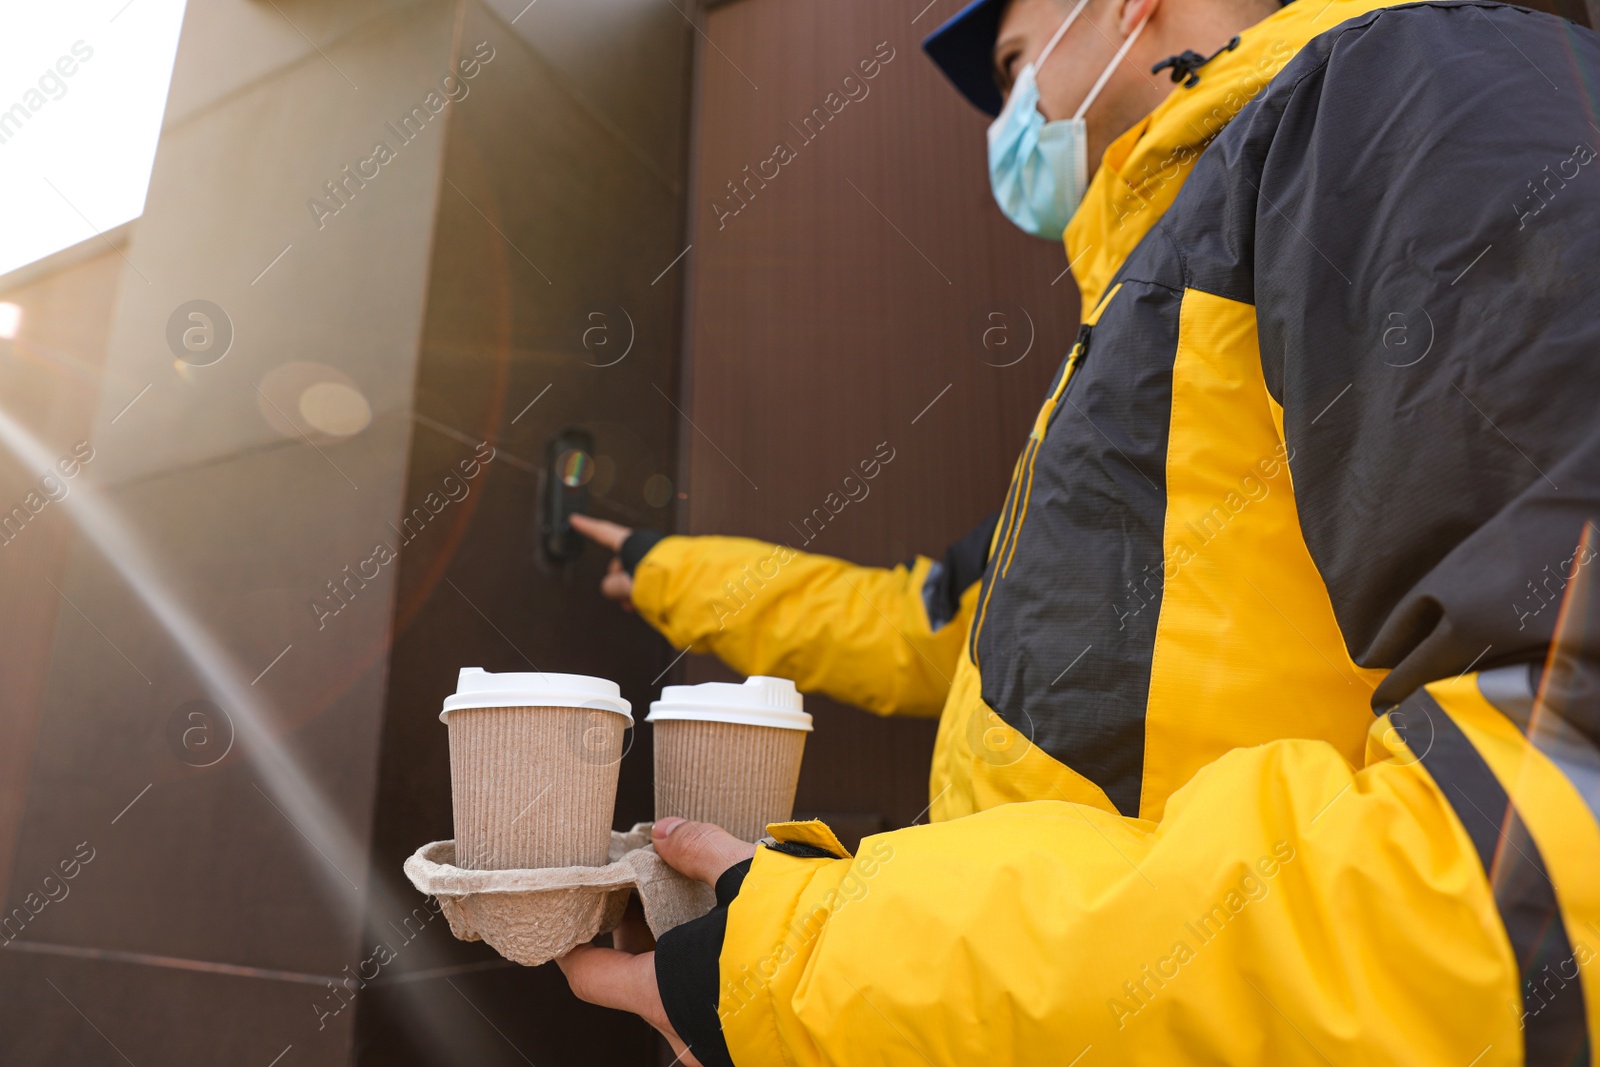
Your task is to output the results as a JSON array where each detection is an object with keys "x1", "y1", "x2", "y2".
[{"x1": 570, "y1": 514, "x2": 636, "y2": 610}]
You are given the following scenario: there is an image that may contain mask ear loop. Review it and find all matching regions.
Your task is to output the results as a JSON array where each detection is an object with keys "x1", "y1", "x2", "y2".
[
  {"x1": 1035, "y1": 0, "x2": 1096, "y2": 71},
  {"x1": 1072, "y1": 9, "x2": 1153, "y2": 121}
]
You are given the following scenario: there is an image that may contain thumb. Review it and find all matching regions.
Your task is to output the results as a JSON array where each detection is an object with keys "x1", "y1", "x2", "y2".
[
  {"x1": 651, "y1": 818, "x2": 757, "y2": 886},
  {"x1": 600, "y1": 559, "x2": 635, "y2": 606}
]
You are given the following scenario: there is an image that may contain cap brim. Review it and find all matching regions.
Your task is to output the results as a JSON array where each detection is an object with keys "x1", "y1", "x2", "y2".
[{"x1": 922, "y1": 0, "x2": 1009, "y2": 117}]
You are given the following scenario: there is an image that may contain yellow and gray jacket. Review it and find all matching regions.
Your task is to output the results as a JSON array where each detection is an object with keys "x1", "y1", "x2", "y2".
[{"x1": 641, "y1": 2, "x2": 1600, "y2": 1062}]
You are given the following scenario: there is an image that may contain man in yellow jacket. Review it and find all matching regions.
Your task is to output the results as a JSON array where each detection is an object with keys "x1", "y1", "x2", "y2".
[{"x1": 560, "y1": 0, "x2": 1600, "y2": 1062}]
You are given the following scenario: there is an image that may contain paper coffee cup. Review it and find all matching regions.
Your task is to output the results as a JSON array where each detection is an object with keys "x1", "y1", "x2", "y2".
[
  {"x1": 441, "y1": 668, "x2": 632, "y2": 870},
  {"x1": 647, "y1": 676, "x2": 810, "y2": 842}
]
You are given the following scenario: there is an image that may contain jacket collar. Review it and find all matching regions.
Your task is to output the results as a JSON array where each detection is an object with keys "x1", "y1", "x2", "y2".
[{"x1": 1064, "y1": 0, "x2": 1395, "y2": 313}]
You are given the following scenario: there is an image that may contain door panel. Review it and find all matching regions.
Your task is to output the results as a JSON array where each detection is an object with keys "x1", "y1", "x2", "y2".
[{"x1": 682, "y1": 0, "x2": 1082, "y2": 844}]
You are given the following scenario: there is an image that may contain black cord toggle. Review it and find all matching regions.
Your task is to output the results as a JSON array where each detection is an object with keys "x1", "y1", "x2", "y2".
[{"x1": 1151, "y1": 35, "x2": 1241, "y2": 88}]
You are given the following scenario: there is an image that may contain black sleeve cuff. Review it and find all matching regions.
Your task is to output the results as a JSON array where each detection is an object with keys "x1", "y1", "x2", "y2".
[
  {"x1": 920, "y1": 510, "x2": 1001, "y2": 631},
  {"x1": 619, "y1": 528, "x2": 667, "y2": 575},
  {"x1": 654, "y1": 858, "x2": 751, "y2": 1067}
]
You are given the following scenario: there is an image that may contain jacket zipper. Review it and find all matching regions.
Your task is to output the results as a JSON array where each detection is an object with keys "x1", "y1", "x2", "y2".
[
  {"x1": 1034, "y1": 323, "x2": 1093, "y2": 438},
  {"x1": 972, "y1": 323, "x2": 1098, "y2": 661},
  {"x1": 997, "y1": 324, "x2": 1094, "y2": 579}
]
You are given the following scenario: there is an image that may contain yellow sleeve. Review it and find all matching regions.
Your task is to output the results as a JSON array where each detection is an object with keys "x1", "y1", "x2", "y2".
[
  {"x1": 710, "y1": 677, "x2": 1600, "y2": 1064},
  {"x1": 630, "y1": 536, "x2": 976, "y2": 718}
]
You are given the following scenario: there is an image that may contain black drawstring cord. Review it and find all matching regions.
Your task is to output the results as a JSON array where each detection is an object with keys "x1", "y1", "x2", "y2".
[{"x1": 1151, "y1": 35, "x2": 1241, "y2": 88}]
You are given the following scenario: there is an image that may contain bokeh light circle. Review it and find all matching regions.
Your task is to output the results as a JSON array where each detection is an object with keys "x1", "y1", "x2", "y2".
[
  {"x1": 298, "y1": 381, "x2": 372, "y2": 436},
  {"x1": 643, "y1": 473, "x2": 673, "y2": 508},
  {"x1": 557, "y1": 448, "x2": 594, "y2": 488}
]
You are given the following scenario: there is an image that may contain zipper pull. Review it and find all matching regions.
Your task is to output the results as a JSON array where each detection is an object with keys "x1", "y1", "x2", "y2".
[
  {"x1": 1073, "y1": 323, "x2": 1093, "y2": 365},
  {"x1": 1031, "y1": 325, "x2": 1095, "y2": 439}
]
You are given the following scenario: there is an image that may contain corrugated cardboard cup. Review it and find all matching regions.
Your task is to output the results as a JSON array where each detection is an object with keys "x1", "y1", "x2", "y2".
[
  {"x1": 648, "y1": 676, "x2": 810, "y2": 843},
  {"x1": 441, "y1": 668, "x2": 632, "y2": 870}
]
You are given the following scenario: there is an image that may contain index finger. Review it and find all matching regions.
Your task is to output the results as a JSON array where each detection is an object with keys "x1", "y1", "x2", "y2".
[
  {"x1": 569, "y1": 514, "x2": 631, "y2": 552},
  {"x1": 557, "y1": 946, "x2": 681, "y2": 1046}
]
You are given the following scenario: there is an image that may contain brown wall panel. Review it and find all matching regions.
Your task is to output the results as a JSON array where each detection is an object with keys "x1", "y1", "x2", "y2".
[
  {"x1": 1, "y1": 3, "x2": 477, "y2": 1064},
  {"x1": 354, "y1": 1, "x2": 696, "y2": 1064},
  {"x1": 0, "y1": 247, "x2": 123, "y2": 906},
  {"x1": 683, "y1": 0, "x2": 1082, "y2": 839}
]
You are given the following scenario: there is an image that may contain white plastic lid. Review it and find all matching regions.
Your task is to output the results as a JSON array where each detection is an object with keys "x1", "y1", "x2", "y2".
[
  {"x1": 439, "y1": 668, "x2": 633, "y2": 723},
  {"x1": 647, "y1": 676, "x2": 810, "y2": 731}
]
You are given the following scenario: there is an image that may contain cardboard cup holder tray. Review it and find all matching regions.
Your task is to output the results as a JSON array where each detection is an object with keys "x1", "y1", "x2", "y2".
[{"x1": 403, "y1": 823, "x2": 716, "y2": 967}]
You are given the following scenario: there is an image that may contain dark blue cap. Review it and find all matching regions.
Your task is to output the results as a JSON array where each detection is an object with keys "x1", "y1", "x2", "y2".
[{"x1": 922, "y1": 0, "x2": 1010, "y2": 117}]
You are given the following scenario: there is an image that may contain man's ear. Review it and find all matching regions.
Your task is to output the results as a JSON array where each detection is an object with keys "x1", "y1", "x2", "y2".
[{"x1": 1119, "y1": 0, "x2": 1160, "y2": 36}]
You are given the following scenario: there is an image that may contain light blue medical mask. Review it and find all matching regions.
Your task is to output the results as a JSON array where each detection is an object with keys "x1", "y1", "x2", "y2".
[{"x1": 987, "y1": 0, "x2": 1151, "y2": 239}]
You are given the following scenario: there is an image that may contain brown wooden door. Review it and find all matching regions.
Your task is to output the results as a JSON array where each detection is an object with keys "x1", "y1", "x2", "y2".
[{"x1": 679, "y1": 0, "x2": 1083, "y2": 847}]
